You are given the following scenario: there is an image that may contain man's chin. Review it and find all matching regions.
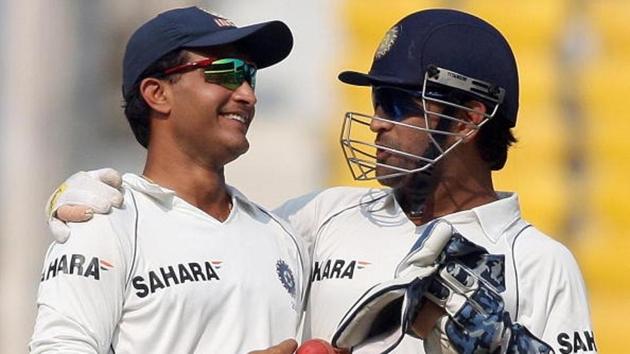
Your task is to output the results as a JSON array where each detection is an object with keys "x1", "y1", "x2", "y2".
[{"x1": 375, "y1": 167, "x2": 404, "y2": 187}]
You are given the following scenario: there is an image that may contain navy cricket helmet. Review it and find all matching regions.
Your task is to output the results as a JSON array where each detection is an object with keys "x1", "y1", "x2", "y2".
[
  {"x1": 338, "y1": 9, "x2": 519, "y2": 182},
  {"x1": 339, "y1": 8, "x2": 519, "y2": 127}
]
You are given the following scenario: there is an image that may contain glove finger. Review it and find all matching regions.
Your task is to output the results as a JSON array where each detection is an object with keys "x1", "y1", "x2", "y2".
[
  {"x1": 87, "y1": 168, "x2": 123, "y2": 189},
  {"x1": 49, "y1": 218, "x2": 70, "y2": 243},
  {"x1": 441, "y1": 262, "x2": 506, "y2": 317},
  {"x1": 81, "y1": 170, "x2": 124, "y2": 206},
  {"x1": 58, "y1": 189, "x2": 117, "y2": 214},
  {"x1": 434, "y1": 262, "x2": 505, "y2": 319},
  {"x1": 62, "y1": 170, "x2": 124, "y2": 207},
  {"x1": 396, "y1": 219, "x2": 454, "y2": 276},
  {"x1": 441, "y1": 234, "x2": 488, "y2": 260},
  {"x1": 436, "y1": 297, "x2": 501, "y2": 354},
  {"x1": 432, "y1": 267, "x2": 507, "y2": 353},
  {"x1": 56, "y1": 205, "x2": 95, "y2": 223}
]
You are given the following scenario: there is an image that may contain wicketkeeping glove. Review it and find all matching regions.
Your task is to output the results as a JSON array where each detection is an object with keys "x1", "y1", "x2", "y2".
[
  {"x1": 423, "y1": 236, "x2": 554, "y2": 354},
  {"x1": 331, "y1": 219, "x2": 454, "y2": 353},
  {"x1": 46, "y1": 168, "x2": 124, "y2": 243}
]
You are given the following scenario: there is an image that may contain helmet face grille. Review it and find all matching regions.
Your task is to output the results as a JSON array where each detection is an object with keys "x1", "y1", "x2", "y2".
[{"x1": 340, "y1": 68, "x2": 502, "y2": 182}]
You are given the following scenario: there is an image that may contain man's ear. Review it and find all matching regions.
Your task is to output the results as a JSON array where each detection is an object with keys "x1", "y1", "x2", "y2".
[
  {"x1": 458, "y1": 100, "x2": 487, "y2": 142},
  {"x1": 140, "y1": 77, "x2": 171, "y2": 115}
]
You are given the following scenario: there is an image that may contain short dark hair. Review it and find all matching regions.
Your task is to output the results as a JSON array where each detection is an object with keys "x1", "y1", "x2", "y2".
[
  {"x1": 476, "y1": 111, "x2": 517, "y2": 170},
  {"x1": 122, "y1": 50, "x2": 189, "y2": 148},
  {"x1": 443, "y1": 90, "x2": 517, "y2": 171}
]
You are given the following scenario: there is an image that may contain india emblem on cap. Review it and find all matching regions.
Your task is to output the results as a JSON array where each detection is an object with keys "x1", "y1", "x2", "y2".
[
  {"x1": 196, "y1": 6, "x2": 236, "y2": 27},
  {"x1": 375, "y1": 26, "x2": 399, "y2": 59}
]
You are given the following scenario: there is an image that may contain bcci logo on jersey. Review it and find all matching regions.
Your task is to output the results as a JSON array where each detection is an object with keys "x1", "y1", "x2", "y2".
[
  {"x1": 276, "y1": 259, "x2": 299, "y2": 311},
  {"x1": 276, "y1": 260, "x2": 296, "y2": 297}
]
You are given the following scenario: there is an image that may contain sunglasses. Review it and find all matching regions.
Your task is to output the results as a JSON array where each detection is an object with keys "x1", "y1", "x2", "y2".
[
  {"x1": 162, "y1": 58, "x2": 257, "y2": 90},
  {"x1": 372, "y1": 86, "x2": 425, "y2": 122}
]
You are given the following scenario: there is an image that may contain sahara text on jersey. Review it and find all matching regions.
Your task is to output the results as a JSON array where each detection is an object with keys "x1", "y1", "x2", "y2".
[
  {"x1": 41, "y1": 253, "x2": 113, "y2": 281},
  {"x1": 132, "y1": 260, "x2": 222, "y2": 298}
]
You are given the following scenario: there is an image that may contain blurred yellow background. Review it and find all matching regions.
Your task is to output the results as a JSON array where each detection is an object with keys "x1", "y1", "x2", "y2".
[{"x1": 330, "y1": 1, "x2": 630, "y2": 352}]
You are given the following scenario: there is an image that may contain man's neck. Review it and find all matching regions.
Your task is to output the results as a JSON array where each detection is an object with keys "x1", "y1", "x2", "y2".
[
  {"x1": 414, "y1": 177, "x2": 498, "y2": 224},
  {"x1": 399, "y1": 156, "x2": 498, "y2": 226},
  {"x1": 143, "y1": 145, "x2": 232, "y2": 221}
]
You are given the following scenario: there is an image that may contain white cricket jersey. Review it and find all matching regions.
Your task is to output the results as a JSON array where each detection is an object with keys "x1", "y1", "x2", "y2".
[
  {"x1": 31, "y1": 174, "x2": 307, "y2": 354},
  {"x1": 274, "y1": 186, "x2": 596, "y2": 354}
]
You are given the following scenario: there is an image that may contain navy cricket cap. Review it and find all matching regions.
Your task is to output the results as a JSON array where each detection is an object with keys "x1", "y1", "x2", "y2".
[
  {"x1": 339, "y1": 9, "x2": 519, "y2": 126},
  {"x1": 122, "y1": 6, "x2": 293, "y2": 97}
]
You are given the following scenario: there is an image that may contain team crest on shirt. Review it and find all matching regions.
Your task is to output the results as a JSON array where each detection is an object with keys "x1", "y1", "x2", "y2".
[
  {"x1": 375, "y1": 26, "x2": 399, "y2": 59},
  {"x1": 276, "y1": 260, "x2": 296, "y2": 297}
]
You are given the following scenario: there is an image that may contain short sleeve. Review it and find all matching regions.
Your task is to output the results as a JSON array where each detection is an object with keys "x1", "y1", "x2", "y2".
[
  {"x1": 514, "y1": 234, "x2": 597, "y2": 353},
  {"x1": 30, "y1": 214, "x2": 132, "y2": 353},
  {"x1": 273, "y1": 191, "x2": 324, "y2": 257}
]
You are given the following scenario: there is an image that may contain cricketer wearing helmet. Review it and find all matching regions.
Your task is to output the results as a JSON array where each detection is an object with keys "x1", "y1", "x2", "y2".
[
  {"x1": 286, "y1": 9, "x2": 594, "y2": 353},
  {"x1": 44, "y1": 9, "x2": 596, "y2": 354}
]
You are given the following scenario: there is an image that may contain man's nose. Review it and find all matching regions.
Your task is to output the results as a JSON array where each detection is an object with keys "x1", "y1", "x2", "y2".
[
  {"x1": 370, "y1": 108, "x2": 395, "y2": 133},
  {"x1": 232, "y1": 82, "x2": 257, "y2": 106}
]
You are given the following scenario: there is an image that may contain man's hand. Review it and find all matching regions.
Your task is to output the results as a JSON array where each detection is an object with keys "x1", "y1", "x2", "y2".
[
  {"x1": 46, "y1": 168, "x2": 124, "y2": 243},
  {"x1": 410, "y1": 299, "x2": 445, "y2": 339},
  {"x1": 248, "y1": 339, "x2": 298, "y2": 354}
]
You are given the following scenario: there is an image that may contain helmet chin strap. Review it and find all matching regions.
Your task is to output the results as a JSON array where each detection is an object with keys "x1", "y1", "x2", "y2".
[{"x1": 394, "y1": 107, "x2": 456, "y2": 220}]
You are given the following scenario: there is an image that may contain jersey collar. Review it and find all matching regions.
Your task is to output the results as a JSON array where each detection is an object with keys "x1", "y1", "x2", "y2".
[
  {"x1": 375, "y1": 190, "x2": 522, "y2": 243},
  {"x1": 441, "y1": 192, "x2": 522, "y2": 243},
  {"x1": 123, "y1": 173, "x2": 177, "y2": 204},
  {"x1": 122, "y1": 173, "x2": 257, "y2": 216}
]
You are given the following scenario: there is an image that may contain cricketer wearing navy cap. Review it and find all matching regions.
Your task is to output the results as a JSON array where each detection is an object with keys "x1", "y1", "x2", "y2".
[
  {"x1": 122, "y1": 6, "x2": 292, "y2": 97},
  {"x1": 31, "y1": 6, "x2": 305, "y2": 354}
]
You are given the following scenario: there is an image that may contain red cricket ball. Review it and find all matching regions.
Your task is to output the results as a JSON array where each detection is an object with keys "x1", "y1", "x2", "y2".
[{"x1": 296, "y1": 339, "x2": 338, "y2": 354}]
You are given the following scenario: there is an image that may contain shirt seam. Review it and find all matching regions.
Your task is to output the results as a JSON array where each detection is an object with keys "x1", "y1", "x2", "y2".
[
  {"x1": 124, "y1": 189, "x2": 140, "y2": 289},
  {"x1": 511, "y1": 223, "x2": 532, "y2": 321},
  {"x1": 312, "y1": 192, "x2": 390, "y2": 260}
]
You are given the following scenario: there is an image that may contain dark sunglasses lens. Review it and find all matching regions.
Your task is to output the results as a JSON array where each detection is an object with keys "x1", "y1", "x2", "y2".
[
  {"x1": 204, "y1": 59, "x2": 257, "y2": 90},
  {"x1": 373, "y1": 87, "x2": 423, "y2": 121}
]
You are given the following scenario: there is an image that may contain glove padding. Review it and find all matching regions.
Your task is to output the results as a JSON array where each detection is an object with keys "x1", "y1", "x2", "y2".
[
  {"x1": 423, "y1": 238, "x2": 554, "y2": 354},
  {"x1": 46, "y1": 168, "x2": 124, "y2": 243},
  {"x1": 331, "y1": 219, "x2": 454, "y2": 353},
  {"x1": 331, "y1": 219, "x2": 553, "y2": 354}
]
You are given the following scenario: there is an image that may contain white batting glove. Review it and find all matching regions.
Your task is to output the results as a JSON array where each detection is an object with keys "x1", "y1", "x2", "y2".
[
  {"x1": 46, "y1": 168, "x2": 124, "y2": 243},
  {"x1": 331, "y1": 220, "x2": 454, "y2": 353}
]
